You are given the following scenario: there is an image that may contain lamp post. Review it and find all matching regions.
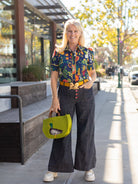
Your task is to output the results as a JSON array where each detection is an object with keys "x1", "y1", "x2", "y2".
[{"x1": 116, "y1": 19, "x2": 121, "y2": 88}]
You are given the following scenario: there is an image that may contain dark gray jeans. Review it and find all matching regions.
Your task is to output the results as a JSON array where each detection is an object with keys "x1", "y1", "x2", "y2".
[{"x1": 48, "y1": 85, "x2": 96, "y2": 172}]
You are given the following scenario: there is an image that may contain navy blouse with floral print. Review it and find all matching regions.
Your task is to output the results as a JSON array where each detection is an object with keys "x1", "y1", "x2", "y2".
[{"x1": 51, "y1": 44, "x2": 94, "y2": 83}]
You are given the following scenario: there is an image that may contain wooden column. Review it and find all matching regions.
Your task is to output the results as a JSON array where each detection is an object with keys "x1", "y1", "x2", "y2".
[
  {"x1": 41, "y1": 37, "x2": 44, "y2": 64},
  {"x1": 15, "y1": 0, "x2": 25, "y2": 81},
  {"x1": 50, "y1": 21, "x2": 56, "y2": 57}
]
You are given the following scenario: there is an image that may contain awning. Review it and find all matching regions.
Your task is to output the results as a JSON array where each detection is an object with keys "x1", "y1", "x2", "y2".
[{"x1": 25, "y1": 0, "x2": 74, "y2": 29}]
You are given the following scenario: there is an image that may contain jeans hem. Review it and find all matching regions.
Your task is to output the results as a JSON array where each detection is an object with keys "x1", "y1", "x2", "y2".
[
  {"x1": 74, "y1": 165, "x2": 96, "y2": 171},
  {"x1": 48, "y1": 167, "x2": 74, "y2": 173}
]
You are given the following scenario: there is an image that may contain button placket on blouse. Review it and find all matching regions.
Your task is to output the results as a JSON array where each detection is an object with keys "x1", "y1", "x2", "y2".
[
  {"x1": 75, "y1": 89, "x2": 78, "y2": 99},
  {"x1": 72, "y1": 51, "x2": 76, "y2": 83},
  {"x1": 72, "y1": 52, "x2": 77, "y2": 99}
]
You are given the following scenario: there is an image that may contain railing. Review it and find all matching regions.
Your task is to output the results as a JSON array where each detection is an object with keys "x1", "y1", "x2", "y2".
[{"x1": 0, "y1": 95, "x2": 24, "y2": 165}]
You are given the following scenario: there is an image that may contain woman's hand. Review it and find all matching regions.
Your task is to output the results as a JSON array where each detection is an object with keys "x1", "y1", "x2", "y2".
[
  {"x1": 80, "y1": 69, "x2": 96, "y2": 89},
  {"x1": 79, "y1": 80, "x2": 94, "y2": 89},
  {"x1": 49, "y1": 97, "x2": 61, "y2": 113}
]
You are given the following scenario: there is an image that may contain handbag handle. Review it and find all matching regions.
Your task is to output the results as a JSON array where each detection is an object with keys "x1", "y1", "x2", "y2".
[{"x1": 48, "y1": 111, "x2": 60, "y2": 118}]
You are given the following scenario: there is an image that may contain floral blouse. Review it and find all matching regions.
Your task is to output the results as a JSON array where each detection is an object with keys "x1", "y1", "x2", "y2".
[{"x1": 51, "y1": 44, "x2": 94, "y2": 83}]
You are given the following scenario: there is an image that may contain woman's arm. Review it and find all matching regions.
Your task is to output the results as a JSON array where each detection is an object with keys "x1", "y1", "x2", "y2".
[
  {"x1": 88, "y1": 69, "x2": 97, "y2": 83},
  {"x1": 49, "y1": 71, "x2": 60, "y2": 113}
]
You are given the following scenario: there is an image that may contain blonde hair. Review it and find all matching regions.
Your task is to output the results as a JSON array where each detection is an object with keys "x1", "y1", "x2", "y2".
[{"x1": 55, "y1": 19, "x2": 85, "y2": 53}]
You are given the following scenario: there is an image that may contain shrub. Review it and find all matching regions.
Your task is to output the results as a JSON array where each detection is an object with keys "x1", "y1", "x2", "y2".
[{"x1": 22, "y1": 63, "x2": 45, "y2": 81}]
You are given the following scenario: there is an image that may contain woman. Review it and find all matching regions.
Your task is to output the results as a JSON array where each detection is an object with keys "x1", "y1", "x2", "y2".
[{"x1": 43, "y1": 19, "x2": 96, "y2": 182}]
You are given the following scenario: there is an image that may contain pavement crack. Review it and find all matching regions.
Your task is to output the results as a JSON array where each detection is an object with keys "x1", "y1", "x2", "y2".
[{"x1": 63, "y1": 171, "x2": 78, "y2": 184}]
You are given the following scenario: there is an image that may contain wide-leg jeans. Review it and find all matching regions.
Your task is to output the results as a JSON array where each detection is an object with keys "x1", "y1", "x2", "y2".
[{"x1": 48, "y1": 85, "x2": 96, "y2": 172}]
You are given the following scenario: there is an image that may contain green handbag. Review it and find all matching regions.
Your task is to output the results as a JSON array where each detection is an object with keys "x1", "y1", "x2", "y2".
[{"x1": 43, "y1": 112, "x2": 72, "y2": 139}]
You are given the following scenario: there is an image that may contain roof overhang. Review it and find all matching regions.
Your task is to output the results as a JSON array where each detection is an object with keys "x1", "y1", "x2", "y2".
[{"x1": 25, "y1": 0, "x2": 74, "y2": 30}]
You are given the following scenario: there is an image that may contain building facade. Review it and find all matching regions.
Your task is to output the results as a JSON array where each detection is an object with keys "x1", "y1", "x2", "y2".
[{"x1": 0, "y1": 0, "x2": 73, "y2": 83}]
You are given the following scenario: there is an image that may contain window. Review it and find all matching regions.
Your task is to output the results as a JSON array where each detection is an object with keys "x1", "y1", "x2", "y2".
[
  {"x1": 24, "y1": 4, "x2": 51, "y2": 79},
  {"x1": 0, "y1": 0, "x2": 16, "y2": 83}
]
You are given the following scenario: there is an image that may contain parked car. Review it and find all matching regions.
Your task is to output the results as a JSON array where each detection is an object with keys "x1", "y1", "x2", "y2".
[
  {"x1": 128, "y1": 65, "x2": 138, "y2": 85},
  {"x1": 123, "y1": 69, "x2": 129, "y2": 76}
]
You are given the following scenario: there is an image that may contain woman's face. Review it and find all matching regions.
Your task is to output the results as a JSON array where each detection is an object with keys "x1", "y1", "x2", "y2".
[{"x1": 66, "y1": 24, "x2": 81, "y2": 45}]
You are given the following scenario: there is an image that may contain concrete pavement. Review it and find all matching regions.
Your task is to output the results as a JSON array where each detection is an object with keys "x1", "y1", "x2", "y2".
[{"x1": 0, "y1": 78, "x2": 138, "y2": 184}]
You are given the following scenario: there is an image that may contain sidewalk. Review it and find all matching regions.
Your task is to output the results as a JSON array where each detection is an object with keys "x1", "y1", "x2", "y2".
[{"x1": 0, "y1": 79, "x2": 138, "y2": 184}]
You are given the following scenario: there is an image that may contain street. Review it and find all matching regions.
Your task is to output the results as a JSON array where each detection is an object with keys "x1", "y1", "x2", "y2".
[
  {"x1": 0, "y1": 77, "x2": 138, "y2": 184},
  {"x1": 122, "y1": 75, "x2": 138, "y2": 102}
]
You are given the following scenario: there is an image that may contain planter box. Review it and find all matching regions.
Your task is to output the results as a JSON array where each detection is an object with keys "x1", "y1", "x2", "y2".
[
  {"x1": 0, "y1": 104, "x2": 50, "y2": 163},
  {"x1": 11, "y1": 82, "x2": 47, "y2": 108}
]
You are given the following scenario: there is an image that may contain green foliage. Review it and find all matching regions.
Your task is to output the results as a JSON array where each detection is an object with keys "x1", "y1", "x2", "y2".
[
  {"x1": 134, "y1": 57, "x2": 138, "y2": 64},
  {"x1": 96, "y1": 70, "x2": 106, "y2": 77},
  {"x1": 94, "y1": 60, "x2": 99, "y2": 70},
  {"x1": 71, "y1": 0, "x2": 138, "y2": 65},
  {"x1": 94, "y1": 60, "x2": 106, "y2": 77},
  {"x1": 22, "y1": 62, "x2": 45, "y2": 81}
]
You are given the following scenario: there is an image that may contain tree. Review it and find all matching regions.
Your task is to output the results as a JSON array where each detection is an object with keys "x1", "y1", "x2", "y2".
[{"x1": 71, "y1": 0, "x2": 138, "y2": 65}]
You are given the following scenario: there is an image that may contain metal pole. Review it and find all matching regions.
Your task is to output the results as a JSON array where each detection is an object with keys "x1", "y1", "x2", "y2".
[
  {"x1": 117, "y1": 28, "x2": 121, "y2": 88},
  {"x1": 18, "y1": 96, "x2": 24, "y2": 165}
]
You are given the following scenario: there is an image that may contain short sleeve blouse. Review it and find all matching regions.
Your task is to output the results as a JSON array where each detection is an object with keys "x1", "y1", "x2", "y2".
[{"x1": 51, "y1": 45, "x2": 94, "y2": 83}]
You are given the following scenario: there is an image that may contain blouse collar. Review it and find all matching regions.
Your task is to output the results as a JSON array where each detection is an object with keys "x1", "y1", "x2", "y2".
[{"x1": 65, "y1": 44, "x2": 83, "y2": 52}]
